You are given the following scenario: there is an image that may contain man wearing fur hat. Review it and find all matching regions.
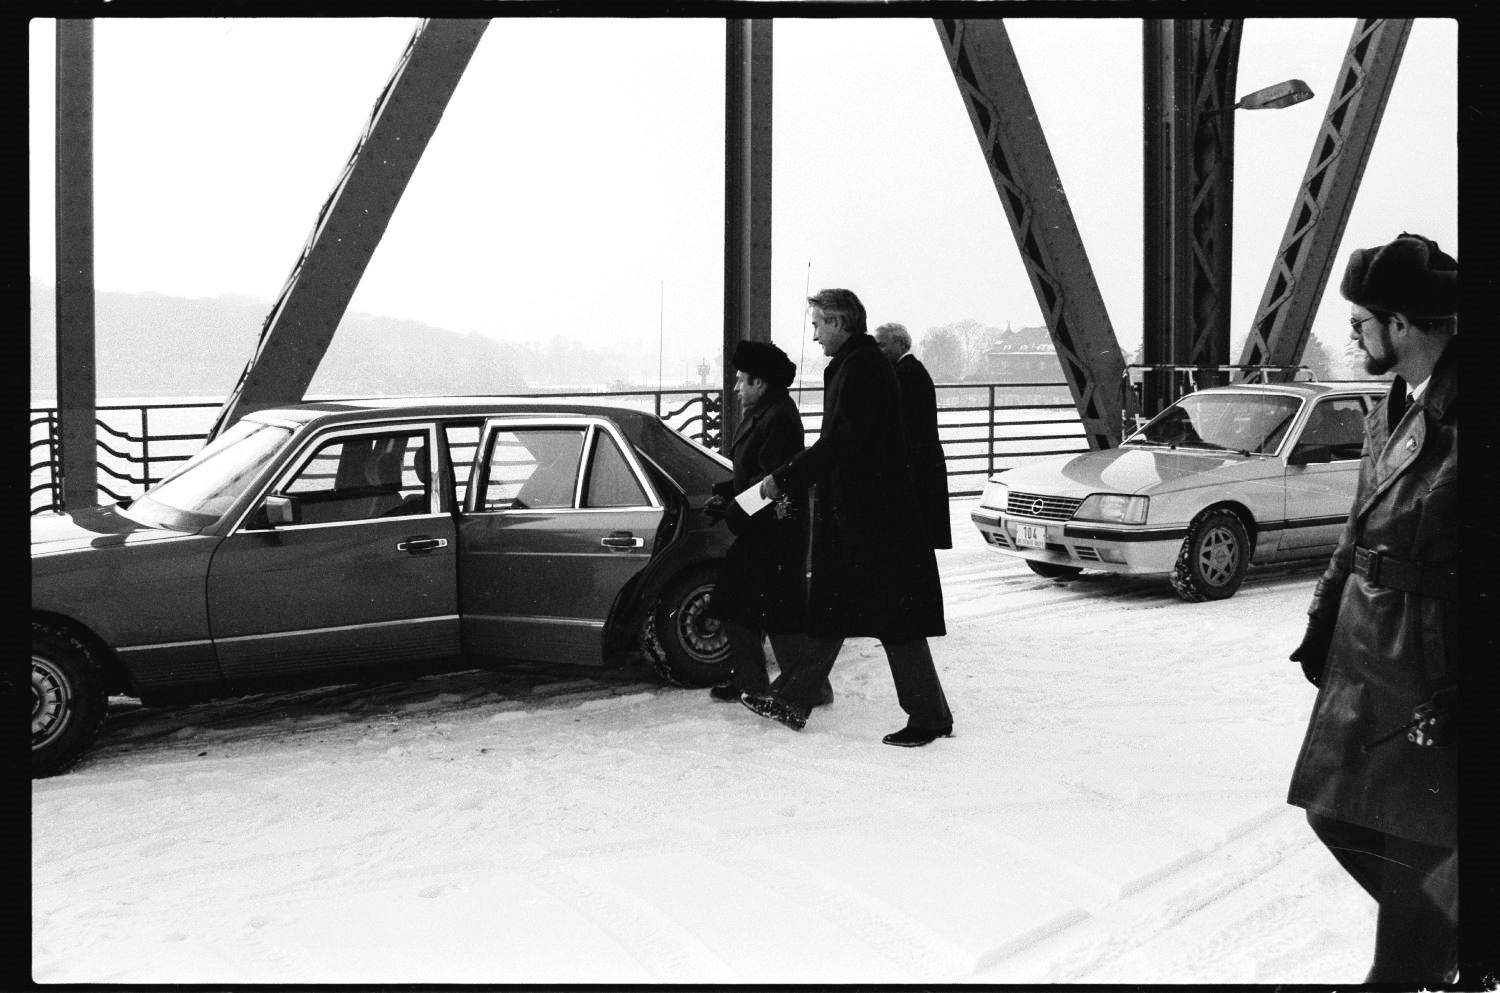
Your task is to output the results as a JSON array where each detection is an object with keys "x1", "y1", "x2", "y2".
[
  {"x1": 1286, "y1": 232, "x2": 1458, "y2": 983},
  {"x1": 703, "y1": 340, "x2": 832, "y2": 707}
]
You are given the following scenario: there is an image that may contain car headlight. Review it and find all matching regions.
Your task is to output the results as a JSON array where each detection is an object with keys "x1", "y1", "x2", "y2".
[
  {"x1": 1073, "y1": 493, "x2": 1148, "y2": 525},
  {"x1": 979, "y1": 479, "x2": 1009, "y2": 511}
]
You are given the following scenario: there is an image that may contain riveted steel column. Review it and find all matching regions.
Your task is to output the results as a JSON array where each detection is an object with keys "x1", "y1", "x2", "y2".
[
  {"x1": 1142, "y1": 19, "x2": 1241, "y2": 416},
  {"x1": 936, "y1": 18, "x2": 1125, "y2": 449},
  {"x1": 721, "y1": 19, "x2": 772, "y2": 453},
  {"x1": 56, "y1": 20, "x2": 99, "y2": 510},
  {"x1": 211, "y1": 19, "x2": 488, "y2": 438},
  {"x1": 1237, "y1": 19, "x2": 1412, "y2": 378}
]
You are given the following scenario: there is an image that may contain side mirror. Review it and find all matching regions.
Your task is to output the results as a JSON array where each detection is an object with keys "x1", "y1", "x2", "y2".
[
  {"x1": 263, "y1": 494, "x2": 297, "y2": 526},
  {"x1": 1288, "y1": 443, "x2": 1332, "y2": 466}
]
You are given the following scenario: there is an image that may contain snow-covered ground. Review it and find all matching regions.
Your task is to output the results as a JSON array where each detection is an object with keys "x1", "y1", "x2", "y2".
[{"x1": 32, "y1": 501, "x2": 1378, "y2": 984}]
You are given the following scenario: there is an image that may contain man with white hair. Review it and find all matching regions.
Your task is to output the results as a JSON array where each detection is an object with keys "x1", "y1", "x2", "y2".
[{"x1": 874, "y1": 322, "x2": 952, "y2": 549}]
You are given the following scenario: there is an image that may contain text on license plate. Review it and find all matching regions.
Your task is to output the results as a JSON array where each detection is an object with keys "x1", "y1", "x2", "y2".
[{"x1": 1014, "y1": 523, "x2": 1047, "y2": 549}]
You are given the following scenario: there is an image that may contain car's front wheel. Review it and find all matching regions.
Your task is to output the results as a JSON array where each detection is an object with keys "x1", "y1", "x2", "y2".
[
  {"x1": 1026, "y1": 560, "x2": 1083, "y2": 580},
  {"x1": 641, "y1": 566, "x2": 732, "y2": 687},
  {"x1": 32, "y1": 621, "x2": 109, "y2": 778},
  {"x1": 1170, "y1": 508, "x2": 1250, "y2": 602}
]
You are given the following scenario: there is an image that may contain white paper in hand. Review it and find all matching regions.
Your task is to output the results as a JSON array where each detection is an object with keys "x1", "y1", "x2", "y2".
[{"x1": 734, "y1": 483, "x2": 772, "y2": 517}]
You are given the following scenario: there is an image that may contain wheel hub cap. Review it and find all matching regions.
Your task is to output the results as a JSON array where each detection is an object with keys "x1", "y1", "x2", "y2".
[
  {"x1": 1199, "y1": 527, "x2": 1240, "y2": 586},
  {"x1": 678, "y1": 586, "x2": 729, "y2": 660},
  {"x1": 32, "y1": 655, "x2": 72, "y2": 746}
]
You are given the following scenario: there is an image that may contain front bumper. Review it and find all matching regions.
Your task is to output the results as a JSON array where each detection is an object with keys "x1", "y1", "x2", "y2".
[{"x1": 969, "y1": 507, "x2": 1188, "y2": 575}]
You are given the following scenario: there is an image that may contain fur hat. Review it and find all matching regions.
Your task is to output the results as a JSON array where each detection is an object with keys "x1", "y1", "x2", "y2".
[
  {"x1": 732, "y1": 340, "x2": 796, "y2": 389},
  {"x1": 1339, "y1": 232, "x2": 1457, "y2": 319}
]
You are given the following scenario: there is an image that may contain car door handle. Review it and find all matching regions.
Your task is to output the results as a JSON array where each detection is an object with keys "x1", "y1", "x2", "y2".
[
  {"x1": 601, "y1": 532, "x2": 644, "y2": 550},
  {"x1": 396, "y1": 537, "x2": 448, "y2": 554}
]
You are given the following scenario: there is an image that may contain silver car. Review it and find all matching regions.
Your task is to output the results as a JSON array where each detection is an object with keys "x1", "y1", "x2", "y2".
[{"x1": 970, "y1": 382, "x2": 1387, "y2": 600}]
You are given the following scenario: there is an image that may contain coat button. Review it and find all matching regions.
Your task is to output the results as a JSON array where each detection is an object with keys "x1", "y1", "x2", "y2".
[{"x1": 1406, "y1": 437, "x2": 1417, "y2": 451}]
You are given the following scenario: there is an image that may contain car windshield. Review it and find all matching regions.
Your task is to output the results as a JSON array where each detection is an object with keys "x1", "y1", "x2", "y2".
[
  {"x1": 1123, "y1": 393, "x2": 1302, "y2": 455},
  {"x1": 121, "y1": 419, "x2": 295, "y2": 531}
]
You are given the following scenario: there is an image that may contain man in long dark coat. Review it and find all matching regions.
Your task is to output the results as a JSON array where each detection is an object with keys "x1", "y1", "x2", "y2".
[
  {"x1": 703, "y1": 341, "x2": 831, "y2": 706},
  {"x1": 874, "y1": 321, "x2": 952, "y2": 549},
  {"x1": 745, "y1": 288, "x2": 952, "y2": 746},
  {"x1": 1286, "y1": 233, "x2": 1458, "y2": 984}
]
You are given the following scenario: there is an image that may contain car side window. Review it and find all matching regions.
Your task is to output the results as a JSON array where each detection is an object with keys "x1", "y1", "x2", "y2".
[
  {"x1": 583, "y1": 430, "x2": 649, "y2": 508},
  {"x1": 482, "y1": 428, "x2": 586, "y2": 511},
  {"x1": 1297, "y1": 398, "x2": 1366, "y2": 461},
  {"x1": 282, "y1": 432, "x2": 432, "y2": 525}
]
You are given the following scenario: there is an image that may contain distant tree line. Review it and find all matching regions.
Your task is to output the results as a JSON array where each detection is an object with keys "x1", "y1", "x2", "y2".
[{"x1": 28, "y1": 280, "x2": 651, "y2": 399}]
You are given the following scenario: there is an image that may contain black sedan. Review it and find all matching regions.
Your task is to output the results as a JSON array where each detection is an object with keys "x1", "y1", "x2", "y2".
[{"x1": 31, "y1": 398, "x2": 736, "y2": 777}]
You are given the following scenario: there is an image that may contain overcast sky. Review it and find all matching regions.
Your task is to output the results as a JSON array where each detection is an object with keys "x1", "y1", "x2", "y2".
[{"x1": 29, "y1": 17, "x2": 1456, "y2": 387}]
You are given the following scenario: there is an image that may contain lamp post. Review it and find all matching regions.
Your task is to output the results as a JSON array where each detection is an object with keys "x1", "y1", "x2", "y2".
[{"x1": 1141, "y1": 22, "x2": 1317, "y2": 422}]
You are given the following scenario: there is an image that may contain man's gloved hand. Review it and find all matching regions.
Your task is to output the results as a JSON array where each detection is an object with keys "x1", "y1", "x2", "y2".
[
  {"x1": 1408, "y1": 686, "x2": 1457, "y2": 748},
  {"x1": 1289, "y1": 619, "x2": 1334, "y2": 687},
  {"x1": 703, "y1": 495, "x2": 728, "y2": 520}
]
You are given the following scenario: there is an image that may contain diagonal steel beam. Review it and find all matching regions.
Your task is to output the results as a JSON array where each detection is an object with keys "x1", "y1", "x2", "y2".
[
  {"x1": 211, "y1": 19, "x2": 488, "y2": 438},
  {"x1": 1236, "y1": 19, "x2": 1412, "y2": 378},
  {"x1": 935, "y1": 18, "x2": 1126, "y2": 449}
]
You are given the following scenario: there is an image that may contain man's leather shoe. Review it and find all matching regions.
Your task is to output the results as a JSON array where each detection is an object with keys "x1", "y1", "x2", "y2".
[
  {"x1": 741, "y1": 692, "x2": 808, "y2": 731},
  {"x1": 708, "y1": 683, "x2": 742, "y2": 702},
  {"x1": 882, "y1": 725, "x2": 952, "y2": 747}
]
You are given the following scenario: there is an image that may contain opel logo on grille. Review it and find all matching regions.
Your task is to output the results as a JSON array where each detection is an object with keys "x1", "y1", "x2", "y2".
[{"x1": 1029, "y1": 498, "x2": 1046, "y2": 516}]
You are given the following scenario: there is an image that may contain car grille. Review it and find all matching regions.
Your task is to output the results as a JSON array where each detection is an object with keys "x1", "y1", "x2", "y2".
[{"x1": 1006, "y1": 491, "x2": 1083, "y2": 521}]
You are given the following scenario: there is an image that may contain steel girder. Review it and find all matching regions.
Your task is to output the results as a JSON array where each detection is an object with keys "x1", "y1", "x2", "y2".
[
  {"x1": 935, "y1": 18, "x2": 1126, "y2": 449},
  {"x1": 1141, "y1": 19, "x2": 1242, "y2": 415},
  {"x1": 720, "y1": 19, "x2": 773, "y2": 452},
  {"x1": 55, "y1": 20, "x2": 99, "y2": 509},
  {"x1": 1236, "y1": 19, "x2": 1412, "y2": 378},
  {"x1": 210, "y1": 19, "x2": 488, "y2": 438}
]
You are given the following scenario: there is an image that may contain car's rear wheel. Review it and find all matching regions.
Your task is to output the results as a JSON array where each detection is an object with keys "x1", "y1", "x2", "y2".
[
  {"x1": 641, "y1": 566, "x2": 732, "y2": 687},
  {"x1": 32, "y1": 621, "x2": 109, "y2": 778},
  {"x1": 1170, "y1": 508, "x2": 1250, "y2": 602},
  {"x1": 1026, "y1": 560, "x2": 1083, "y2": 580}
]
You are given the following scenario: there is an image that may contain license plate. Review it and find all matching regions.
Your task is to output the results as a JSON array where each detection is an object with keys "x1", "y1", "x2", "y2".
[{"x1": 1015, "y1": 523, "x2": 1047, "y2": 549}]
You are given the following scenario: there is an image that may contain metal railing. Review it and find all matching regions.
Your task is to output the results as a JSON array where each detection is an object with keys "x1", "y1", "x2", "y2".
[{"x1": 30, "y1": 381, "x2": 1084, "y2": 515}]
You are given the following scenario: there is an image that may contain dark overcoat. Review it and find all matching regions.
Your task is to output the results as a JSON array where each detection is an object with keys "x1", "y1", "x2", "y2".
[
  {"x1": 894, "y1": 354, "x2": 952, "y2": 549},
  {"x1": 705, "y1": 389, "x2": 807, "y2": 633},
  {"x1": 1287, "y1": 340, "x2": 1458, "y2": 846},
  {"x1": 773, "y1": 333, "x2": 946, "y2": 641}
]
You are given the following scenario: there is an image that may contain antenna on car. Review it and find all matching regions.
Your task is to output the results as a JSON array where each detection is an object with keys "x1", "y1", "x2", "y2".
[{"x1": 656, "y1": 281, "x2": 665, "y2": 394}]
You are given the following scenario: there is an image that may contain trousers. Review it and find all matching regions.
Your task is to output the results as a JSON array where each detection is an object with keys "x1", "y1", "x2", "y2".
[
  {"x1": 723, "y1": 620, "x2": 833, "y2": 705},
  {"x1": 1306, "y1": 810, "x2": 1457, "y2": 984},
  {"x1": 774, "y1": 634, "x2": 951, "y2": 728}
]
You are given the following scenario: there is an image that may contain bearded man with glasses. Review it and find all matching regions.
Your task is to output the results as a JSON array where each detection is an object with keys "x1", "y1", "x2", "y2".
[{"x1": 1286, "y1": 232, "x2": 1460, "y2": 984}]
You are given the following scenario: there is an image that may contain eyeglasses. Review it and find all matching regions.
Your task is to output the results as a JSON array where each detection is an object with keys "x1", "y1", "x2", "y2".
[{"x1": 1348, "y1": 314, "x2": 1382, "y2": 335}]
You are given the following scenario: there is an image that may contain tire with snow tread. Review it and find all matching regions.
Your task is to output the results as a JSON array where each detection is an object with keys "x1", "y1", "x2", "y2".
[
  {"x1": 1026, "y1": 560, "x2": 1083, "y2": 580},
  {"x1": 32, "y1": 621, "x2": 109, "y2": 778},
  {"x1": 1170, "y1": 508, "x2": 1250, "y2": 602},
  {"x1": 641, "y1": 566, "x2": 732, "y2": 687}
]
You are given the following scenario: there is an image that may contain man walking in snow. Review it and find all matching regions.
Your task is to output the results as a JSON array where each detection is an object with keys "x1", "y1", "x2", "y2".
[
  {"x1": 702, "y1": 340, "x2": 832, "y2": 708},
  {"x1": 744, "y1": 288, "x2": 952, "y2": 746},
  {"x1": 1286, "y1": 232, "x2": 1458, "y2": 984}
]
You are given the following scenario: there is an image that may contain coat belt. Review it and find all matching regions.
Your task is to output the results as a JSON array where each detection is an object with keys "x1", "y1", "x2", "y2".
[{"x1": 1353, "y1": 546, "x2": 1457, "y2": 602}]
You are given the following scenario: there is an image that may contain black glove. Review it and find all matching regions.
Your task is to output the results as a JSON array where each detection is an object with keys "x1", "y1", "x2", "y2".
[
  {"x1": 1289, "y1": 619, "x2": 1333, "y2": 687},
  {"x1": 703, "y1": 495, "x2": 728, "y2": 520},
  {"x1": 1407, "y1": 686, "x2": 1457, "y2": 748}
]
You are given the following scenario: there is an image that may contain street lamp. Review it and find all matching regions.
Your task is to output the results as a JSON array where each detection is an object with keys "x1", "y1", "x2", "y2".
[{"x1": 1233, "y1": 78, "x2": 1314, "y2": 112}]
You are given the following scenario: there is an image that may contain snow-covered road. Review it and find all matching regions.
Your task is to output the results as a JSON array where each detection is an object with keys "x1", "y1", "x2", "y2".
[{"x1": 31, "y1": 502, "x2": 1376, "y2": 984}]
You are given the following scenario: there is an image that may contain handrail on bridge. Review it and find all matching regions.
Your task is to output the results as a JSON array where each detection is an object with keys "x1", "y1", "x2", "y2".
[{"x1": 29, "y1": 381, "x2": 1085, "y2": 515}]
